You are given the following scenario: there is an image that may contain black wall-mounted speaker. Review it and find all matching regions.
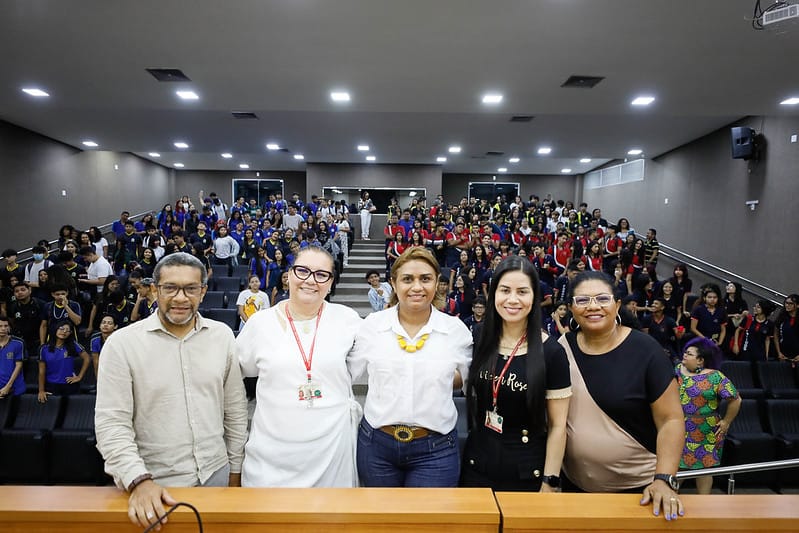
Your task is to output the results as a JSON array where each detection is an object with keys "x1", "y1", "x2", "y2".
[{"x1": 731, "y1": 126, "x2": 756, "y2": 159}]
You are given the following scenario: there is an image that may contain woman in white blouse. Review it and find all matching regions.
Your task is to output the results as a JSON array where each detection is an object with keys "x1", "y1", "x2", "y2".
[
  {"x1": 350, "y1": 247, "x2": 472, "y2": 487},
  {"x1": 237, "y1": 247, "x2": 362, "y2": 487}
]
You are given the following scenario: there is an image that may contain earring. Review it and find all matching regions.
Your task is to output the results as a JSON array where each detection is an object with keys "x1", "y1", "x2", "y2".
[
  {"x1": 615, "y1": 314, "x2": 622, "y2": 326},
  {"x1": 569, "y1": 317, "x2": 580, "y2": 331}
]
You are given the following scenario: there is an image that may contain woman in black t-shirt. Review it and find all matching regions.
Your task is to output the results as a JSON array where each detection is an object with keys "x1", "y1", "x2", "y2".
[{"x1": 461, "y1": 256, "x2": 571, "y2": 492}]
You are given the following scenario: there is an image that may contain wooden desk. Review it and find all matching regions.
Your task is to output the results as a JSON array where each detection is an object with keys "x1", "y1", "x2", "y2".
[
  {"x1": 0, "y1": 486, "x2": 499, "y2": 533},
  {"x1": 496, "y1": 492, "x2": 799, "y2": 532}
]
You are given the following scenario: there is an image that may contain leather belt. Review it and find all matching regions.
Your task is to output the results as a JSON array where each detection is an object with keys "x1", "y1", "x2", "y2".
[{"x1": 379, "y1": 425, "x2": 430, "y2": 443}]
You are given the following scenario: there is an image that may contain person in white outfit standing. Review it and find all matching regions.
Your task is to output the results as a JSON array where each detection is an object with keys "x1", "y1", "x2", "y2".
[
  {"x1": 237, "y1": 247, "x2": 362, "y2": 487},
  {"x1": 359, "y1": 192, "x2": 375, "y2": 240}
]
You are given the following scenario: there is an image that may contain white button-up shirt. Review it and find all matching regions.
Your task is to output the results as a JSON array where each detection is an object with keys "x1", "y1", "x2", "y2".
[{"x1": 349, "y1": 305, "x2": 472, "y2": 434}]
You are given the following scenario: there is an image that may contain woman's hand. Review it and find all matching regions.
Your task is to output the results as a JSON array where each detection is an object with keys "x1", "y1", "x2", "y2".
[
  {"x1": 715, "y1": 419, "x2": 730, "y2": 439},
  {"x1": 640, "y1": 481, "x2": 683, "y2": 520},
  {"x1": 65, "y1": 375, "x2": 82, "y2": 384},
  {"x1": 37, "y1": 391, "x2": 50, "y2": 403}
]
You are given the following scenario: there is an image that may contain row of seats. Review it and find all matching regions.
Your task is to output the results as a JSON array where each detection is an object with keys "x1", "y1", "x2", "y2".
[
  {"x1": 719, "y1": 361, "x2": 799, "y2": 399},
  {"x1": 722, "y1": 399, "x2": 799, "y2": 489},
  {"x1": 0, "y1": 394, "x2": 107, "y2": 485}
]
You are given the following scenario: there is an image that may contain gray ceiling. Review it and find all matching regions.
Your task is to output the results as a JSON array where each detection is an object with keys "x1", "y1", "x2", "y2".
[{"x1": 1, "y1": 0, "x2": 798, "y2": 175}]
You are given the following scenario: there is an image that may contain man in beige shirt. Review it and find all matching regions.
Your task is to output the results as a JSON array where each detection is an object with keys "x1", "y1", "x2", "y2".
[{"x1": 95, "y1": 252, "x2": 248, "y2": 530}]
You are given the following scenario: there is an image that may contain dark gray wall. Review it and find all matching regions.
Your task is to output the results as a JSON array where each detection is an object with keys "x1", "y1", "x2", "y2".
[
  {"x1": 171, "y1": 169, "x2": 307, "y2": 206},
  {"x1": 0, "y1": 120, "x2": 172, "y2": 251},
  {"x1": 306, "y1": 163, "x2": 442, "y2": 200},
  {"x1": 443, "y1": 173, "x2": 578, "y2": 203},
  {"x1": 581, "y1": 115, "x2": 799, "y2": 295}
]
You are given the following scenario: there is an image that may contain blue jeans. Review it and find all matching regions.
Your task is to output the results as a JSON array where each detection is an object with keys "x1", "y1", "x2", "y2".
[{"x1": 357, "y1": 420, "x2": 460, "y2": 487}]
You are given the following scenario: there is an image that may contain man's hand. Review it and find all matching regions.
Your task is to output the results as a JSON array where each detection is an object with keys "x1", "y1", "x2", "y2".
[{"x1": 128, "y1": 479, "x2": 177, "y2": 531}]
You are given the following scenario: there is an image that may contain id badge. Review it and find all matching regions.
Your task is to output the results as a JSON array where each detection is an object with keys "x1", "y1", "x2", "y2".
[
  {"x1": 298, "y1": 382, "x2": 323, "y2": 406},
  {"x1": 485, "y1": 409, "x2": 503, "y2": 433}
]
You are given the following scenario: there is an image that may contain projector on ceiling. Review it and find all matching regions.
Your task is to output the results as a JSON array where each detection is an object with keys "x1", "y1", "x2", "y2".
[{"x1": 761, "y1": 3, "x2": 799, "y2": 25}]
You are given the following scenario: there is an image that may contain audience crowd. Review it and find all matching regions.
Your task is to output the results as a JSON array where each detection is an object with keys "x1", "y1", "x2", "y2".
[{"x1": 0, "y1": 188, "x2": 796, "y2": 502}]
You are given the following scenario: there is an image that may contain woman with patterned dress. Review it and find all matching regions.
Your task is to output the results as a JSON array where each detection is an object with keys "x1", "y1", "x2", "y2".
[{"x1": 676, "y1": 337, "x2": 741, "y2": 494}]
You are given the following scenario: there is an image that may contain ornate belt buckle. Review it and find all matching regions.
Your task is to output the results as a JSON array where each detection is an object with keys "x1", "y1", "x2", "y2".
[{"x1": 393, "y1": 425, "x2": 414, "y2": 442}]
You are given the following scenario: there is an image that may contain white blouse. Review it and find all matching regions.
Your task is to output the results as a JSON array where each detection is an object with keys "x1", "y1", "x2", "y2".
[{"x1": 349, "y1": 305, "x2": 473, "y2": 434}]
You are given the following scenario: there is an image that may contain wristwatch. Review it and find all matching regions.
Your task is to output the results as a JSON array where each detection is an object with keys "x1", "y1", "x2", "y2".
[
  {"x1": 541, "y1": 474, "x2": 561, "y2": 489},
  {"x1": 653, "y1": 473, "x2": 679, "y2": 491}
]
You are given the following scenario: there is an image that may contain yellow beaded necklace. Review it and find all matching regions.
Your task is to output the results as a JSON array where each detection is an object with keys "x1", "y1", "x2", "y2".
[{"x1": 397, "y1": 333, "x2": 429, "y2": 353}]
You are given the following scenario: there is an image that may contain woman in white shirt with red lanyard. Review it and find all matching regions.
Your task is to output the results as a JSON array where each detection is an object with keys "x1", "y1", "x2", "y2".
[
  {"x1": 350, "y1": 247, "x2": 472, "y2": 487},
  {"x1": 237, "y1": 247, "x2": 362, "y2": 487}
]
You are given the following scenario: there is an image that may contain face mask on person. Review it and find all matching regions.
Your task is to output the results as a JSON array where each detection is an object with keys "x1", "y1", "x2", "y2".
[{"x1": 33, "y1": 253, "x2": 44, "y2": 261}]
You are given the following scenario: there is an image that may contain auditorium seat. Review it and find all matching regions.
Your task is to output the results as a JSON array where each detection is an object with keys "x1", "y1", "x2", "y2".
[
  {"x1": 213, "y1": 276, "x2": 242, "y2": 293},
  {"x1": 764, "y1": 399, "x2": 799, "y2": 488},
  {"x1": 756, "y1": 362, "x2": 799, "y2": 399},
  {"x1": 0, "y1": 396, "x2": 15, "y2": 429},
  {"x1": 719, "y1": 361, "x2": 764, "y2": 399},
  {"x1": 204, "y1": 308, "x2": 239, "y2": 332},
  {"x1": 232, "y1": 264, "x2": 251, "y2": 282},
  {"x1": 200, "y1": 290, "x2": 226, "y2": 311},
  {"x1": 721, "y1": 399, "x2": 778, "y2": 487},
  {"x1": 50, "y1": 395, "x2": 107, "y2": 485},
  {"x1": 23, "y1": 358, "x2": 40, "y2": 394},
  {"x1": 0, "y1": 394, "x2": 63, "y2": 483},
  {"x1": 77, "y1": 355, "x2": 97, "y2": 394}
]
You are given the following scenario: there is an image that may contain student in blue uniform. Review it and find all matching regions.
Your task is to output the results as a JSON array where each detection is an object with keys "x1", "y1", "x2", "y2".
[
  {"x1": 38, "y1": 320, "x2": 90, "y2": 401},
  {"x1": 0, "y1": 316, "x2": 26, "y2": 398},
  {"x1": 90, "y1": 314, "x2": 117, "y2": 379}
]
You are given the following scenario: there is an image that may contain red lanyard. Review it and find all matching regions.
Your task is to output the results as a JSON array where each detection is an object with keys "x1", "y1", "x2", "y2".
[
  {"x1": 491, "y1": 332, "x2": 528, "y2": 410},
  {"x1": 285, "y1": 304, "x2": 324, "y2": 382}
]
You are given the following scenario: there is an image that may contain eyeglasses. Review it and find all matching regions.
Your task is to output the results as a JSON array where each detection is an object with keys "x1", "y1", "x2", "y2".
[
  {"x1": 786, "y1": 301, "x2": 796, "y2": 306},
  {"x1": 291, "y1": 265, "x2": 333, "y2": 283},
  {"x1": 156, "y1": 283, "x2": 205, "y2": 297},
  {"x1": 571, "y1": 293, "x2": 615, "y2": 307}
]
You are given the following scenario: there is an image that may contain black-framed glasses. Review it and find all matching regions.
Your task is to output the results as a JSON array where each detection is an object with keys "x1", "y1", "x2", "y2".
[
  {"x1": 291, "y1": 265, "x2": 333, "y2": 283},
  {"x1": 571, "y1": 293, "x2": 615, "y2": 307},
  {"x1": 156, "y1": 283, "x2": 206, "y2": 297}
]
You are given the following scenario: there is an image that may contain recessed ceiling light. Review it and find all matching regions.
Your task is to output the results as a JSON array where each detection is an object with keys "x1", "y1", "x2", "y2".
[
  {"x1": 537, "y1": 147, "x2": 552, "y2": 155},
  {"x1": 631, "y1": 96, "x2": 655, "y2": 106},
  {"x1": 265, "y1": 143, "x2": 280, "y2": 150},
  {"x1": 173, "y1": 163, "x2": 185, "y2": 168},
  {"x1": 482, "y1": 93, "x2": 503, "y2": 104},
  {"x1": 509, "y1": 157, "x2": 520, "y2": 163},
  {"x1": 82, "y1": 141, "x2": 98, "y2": 147},
  {"x1": 580, "y1": 158, "x2": 592, "y2": 163},
  {"x1": 174, "y1": 141, "x2": 189, "y2": 149},
  {"x1": 366, "y1": 155, "x2": 376, "y2": 161},
  {"x1": 497, "y1": 167, "x2": 508, "y2": 173},
  {"x1": 627, "y1": 149, "x2": 643, "y2": 155},
  {"x1": 561, "y1": 168, "x2": 572, "y2": 173},
  {"x1": 293, "y1": 154, "x2": 305, "y2": 160},
  {"x1": 239, "y1": 163, "x2": 250, "y2": 169},
  {"x1": 448, "y1": 146, "x2": 462, "y2": 153},
  {"x1": 357, "y1": 145, "x2": 370, "y2": 151},
  {"x1": 22, "y1": 88, "x2": 49, "y2": 97},
  {"x1": 780, "y1": 97, "x2": 799, "y2": 105},
  {"x1": 176, "y1": 90, "x2": 199, "y2": 100},
  {"x1": 221, "y1": 153, "x2": 233, "y2": 159},
  {"x1": 148, "y1": 152, "x2": 161, "y2": 158},
  {"x1": 436, "y1": 156, "x2": 447, "y2": 163},
  {"x1": 330, "y1": 91, "x2": 351, "y2": 102}
]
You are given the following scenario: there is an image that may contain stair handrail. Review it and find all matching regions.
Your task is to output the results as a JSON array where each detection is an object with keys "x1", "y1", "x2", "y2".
[
  {"x1": 675, "y1": 457, "x2": 799, "y2": 494},
  {"x1": 659, "y1": 242, "x2": 787, "y2": 305}
]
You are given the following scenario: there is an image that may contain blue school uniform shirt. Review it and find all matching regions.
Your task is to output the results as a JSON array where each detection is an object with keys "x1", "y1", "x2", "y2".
[
  {"x1": 0, "y1": 337, "x2": 26, "y2": 396},
  {"x1": 39, "y1": 341, "x2": 85, "y2": 384}
]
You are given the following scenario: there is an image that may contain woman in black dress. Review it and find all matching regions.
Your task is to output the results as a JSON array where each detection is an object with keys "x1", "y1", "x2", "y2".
[{"x1": 461, "y1": 256, "x2": 571, "y2": 491}]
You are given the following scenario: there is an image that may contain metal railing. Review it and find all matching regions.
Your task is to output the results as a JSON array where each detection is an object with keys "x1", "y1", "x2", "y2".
[
  {"x1": 675, "y1": 458, "x2": 799, "y2": 494},
  {"x1": 659, "y1": 242, "x2": 787, "y2": 306}
]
